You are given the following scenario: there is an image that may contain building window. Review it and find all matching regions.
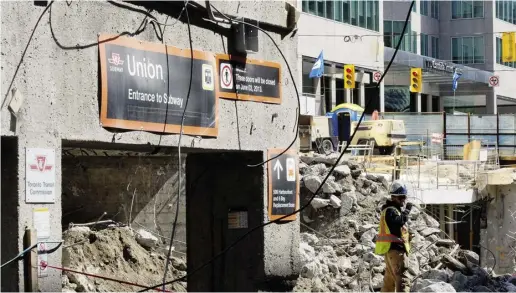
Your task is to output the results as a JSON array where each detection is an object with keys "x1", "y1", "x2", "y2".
[
  {"x1": 496, "y1": 0, "x2": 516, "y2": 24},
  {"x1": 302, "y1": 0, "x2": 380, "y2": 31},
  {"x1": 452, "y1": 0, "x2": 484, "y2": 19},
  {"x1": 451, "y1": 36, "x2": 484, "y2": 64},
  {"x1": 326, "y1": 0, "x2": 334, "y2": 20},
  {"x1": 421, "y1": 34, "x2": 429, "y2": 56},
  {"x1": 496, "y1": 37, "x2": 516, "y2": 68},
  {"x1": 430, "y1": 0, "x2": 439, "y2": 19},
  {"x1": 421, "y1": 0, "x2": 429, "y2": 16},
  {"x1": 431, "y1": 36, "x2": 439, "y2": 58},
  {"x1": 384, "y1": 20, "x2": 416, "y2": 53}
]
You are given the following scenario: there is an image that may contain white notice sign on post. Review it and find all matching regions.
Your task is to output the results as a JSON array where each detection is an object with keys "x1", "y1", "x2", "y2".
[{"x1": 26, "y1": 148, "x2": 56, "y2": 203}]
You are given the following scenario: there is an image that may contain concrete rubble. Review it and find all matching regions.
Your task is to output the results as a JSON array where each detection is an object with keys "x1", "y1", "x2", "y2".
[
  {"x1": 294, "y1": 153, "x2": 516, "y2": 292},
  {"x1": 61, "y1": 225, "x2": 187, "y2": 292}
]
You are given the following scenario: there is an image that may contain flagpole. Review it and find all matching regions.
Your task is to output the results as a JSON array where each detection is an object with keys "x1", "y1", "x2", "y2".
[{"x1": 453, "y1": 90, "x2": 456, "y2": 114}]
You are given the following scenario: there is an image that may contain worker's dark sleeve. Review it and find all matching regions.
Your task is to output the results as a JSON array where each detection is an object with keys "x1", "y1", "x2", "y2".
[{"x1": 385, "y1": 207, "x2": 409, "y2": 227}]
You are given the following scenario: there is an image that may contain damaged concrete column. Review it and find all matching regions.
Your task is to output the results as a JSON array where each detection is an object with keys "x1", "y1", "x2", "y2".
[{"x1": 17, "y1": 138, "x2": 62, "y2": 292}]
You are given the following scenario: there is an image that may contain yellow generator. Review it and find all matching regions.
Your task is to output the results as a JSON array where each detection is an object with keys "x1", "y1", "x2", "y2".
[
  {"x1": 350, "y1": 120, "x2": 406, "y2": 155},
  {"x1": 298, "y1": 115, "x2": 338, "y2": 154}
]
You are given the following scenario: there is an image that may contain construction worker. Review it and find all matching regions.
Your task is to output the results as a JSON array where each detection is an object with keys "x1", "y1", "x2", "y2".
[{"x1": 375, "y1": 180, "x2": 413, "y2": 293}]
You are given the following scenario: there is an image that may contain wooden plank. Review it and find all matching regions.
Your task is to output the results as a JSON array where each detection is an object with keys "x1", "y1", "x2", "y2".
[{"x1": 23, "y1": 228, "x2": 38, "y2": 292}]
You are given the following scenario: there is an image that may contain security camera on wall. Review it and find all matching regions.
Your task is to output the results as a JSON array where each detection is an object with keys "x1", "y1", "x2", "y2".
[{"x1": 285, "y1": 2, "x2": 300, "y2": 31}]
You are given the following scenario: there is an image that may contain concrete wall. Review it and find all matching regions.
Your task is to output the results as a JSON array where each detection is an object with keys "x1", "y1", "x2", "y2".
[
  {"x1": 480, "y1": 184, "x2": 516, "y2": 275},
  {"x1": 1, "y1": 1, "x2": 299, "y2": 290},
  {"x1": 297, "y1": 12, "x2": 384, "y2": 72},
  {"x1": 61, "y1": 154, "x2": 187, "y2": 252}
]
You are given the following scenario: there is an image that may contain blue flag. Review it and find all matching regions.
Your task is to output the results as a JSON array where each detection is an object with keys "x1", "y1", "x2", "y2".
[
  {"x1": 452, "y1": 69, "x2": 462, "y2": 92},
  {"x1": 309, "y1": 51, "x2": 324, "y2": 78}
]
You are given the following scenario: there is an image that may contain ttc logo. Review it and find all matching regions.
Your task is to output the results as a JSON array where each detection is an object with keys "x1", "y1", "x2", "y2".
[
  {"x1": 108, "y1": 53, "x2": 124, "y2": 66},
  {"x1": 29, "y1": 155, "x2": 53, "y2": 172}
]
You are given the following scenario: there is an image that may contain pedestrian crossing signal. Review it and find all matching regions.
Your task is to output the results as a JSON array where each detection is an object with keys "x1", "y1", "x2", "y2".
[
  {"x1": 410, "y1": 68, "x2": 422, "y2": 93},
  {"x1": 344, "y1": 65, "x2": 355, "y2": 89}
]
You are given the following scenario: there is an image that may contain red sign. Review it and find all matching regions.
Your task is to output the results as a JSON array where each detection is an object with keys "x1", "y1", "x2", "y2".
[
  {"x1": 29, "y1": 155, "x2": 53, "y2": 172},
  {"x1": 489, "y1": 76, "x2": 499, "y2": 87},
  {"x1": 373, "y1": 71, "x2": 382, "y2": 82}
]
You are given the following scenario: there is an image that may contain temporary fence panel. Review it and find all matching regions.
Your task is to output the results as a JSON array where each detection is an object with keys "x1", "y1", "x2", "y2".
[
  {"x1": 499, "y1": 114, "x2": 516, "y2": 155},
  {"x1": 470, "y1": 115, "x2": 497, "y2": 144},
  {"x1": 381, "y1": 113, "x2": 444, "y2": 144}
]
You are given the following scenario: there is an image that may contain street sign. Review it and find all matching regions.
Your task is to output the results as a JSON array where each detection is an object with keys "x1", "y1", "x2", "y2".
[
  {"x1": 431, "y1": 133, "x2": 443, "y2": 144},
  {"x1": 217, "y1": 54, "x2": 282, "y2": 104},
  {"x1": 26, "y1": 149, "x2": 56, "y2": 203},
  {"x1": 373, "y1": 71, "x2": 382, "y2": 82},
  {"x1": 267, "y1": 148, "x2": 299, "y2": 221},
  {"x1": 98, "y1": 34, "x2": 218, "y2": 137},
  {"x1": 220, "y1": 62, "x2": 233, "y2": 90},
  {"x1": 489, "y1": 75, "x2": 499, "y2": 87}
]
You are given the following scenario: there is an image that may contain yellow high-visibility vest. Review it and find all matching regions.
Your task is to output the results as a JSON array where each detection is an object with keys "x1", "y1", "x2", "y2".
[{"x1": 374, "y1": 207, "x2": 410, "y2": 255}]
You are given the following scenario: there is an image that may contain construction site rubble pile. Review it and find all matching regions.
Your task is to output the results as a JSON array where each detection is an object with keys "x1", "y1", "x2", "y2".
[
  {"x1": 294, "y1": 153, "x2": 516, "y2": 292},
  {"x1": 61, "y1": 225, "x2": 186, "y2": 292}
]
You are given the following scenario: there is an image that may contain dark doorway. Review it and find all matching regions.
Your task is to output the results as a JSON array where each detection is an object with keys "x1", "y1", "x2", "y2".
[
  {"x1": 186, "y1": 152, "x2": 264, "y2": 291},
  {"x1": 1, "y1": 136, "x2": 19, "y2": 291},
  {"x1": 336, "y1": 78, "x2": 344, "y2": 106},
  {"x1": 337, "y1": 112, "x2": 351, "y2": 142}
]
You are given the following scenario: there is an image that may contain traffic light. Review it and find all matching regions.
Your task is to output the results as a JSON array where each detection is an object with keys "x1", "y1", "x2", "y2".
[
  {"x1": 410, "y1": 67, "x2": 422, "y2": 93},
  {"x1": 502, "y1": 32, "x2": 516, "y2": 62},
  {"x1": 344, "y1": 65, "x2": 355, "y2": 89}
]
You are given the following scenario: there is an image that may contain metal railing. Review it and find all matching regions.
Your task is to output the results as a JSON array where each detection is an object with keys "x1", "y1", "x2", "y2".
[{"x1": 396, "y1": 138, "x2": 499, "y2": 191}]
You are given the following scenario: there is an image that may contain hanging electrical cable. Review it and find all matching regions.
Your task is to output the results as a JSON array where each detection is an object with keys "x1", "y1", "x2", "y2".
[
  {"x1": 161, "y1": 2, "x2": 193, "y2": 292},
  {"x1": 139, "y1": 1, "x2": 415, "y2": 291}
]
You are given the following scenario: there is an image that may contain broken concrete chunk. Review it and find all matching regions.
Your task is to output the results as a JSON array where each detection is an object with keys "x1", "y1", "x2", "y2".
[
  {"x1": 309, "y1": 163, "x2": 328, "y2": 176},
  {"x1": 420, "y1": 227, "x2": 442, "y2": 237},
  {"x1": 311, "y1": 198, "x2": 330, "y2": 210},
  {"x1": 358, "y1": 223, "x2": 376, "y2": 233},
  {"x1": 407, "y1": 253, "x2": 420, "y2": 276},
  {"x1": 329, "y1": 195, "x2": 342, "y2": 208},
  {"x1": 327, "y1": 262, "x2": 338, "y2": 274},
  {"x1": 311, "y1": 277, "x2": 329, "y2": 292},
  {"x1": 135, "y1": 229, "x2": 158, "y2": 250},
  {"x1": 170, "y1": 256, "x2": 187, "y2": 271},
  {"x1": 420, "y1": 282, "x2": 457, "y2": 292},
  {"x1": 323, "y1": 179, "x2": 342, "y2": 194},
  {"x1": 409, "y1": 206, "x2": 421, "y2": 220},
  {"x1": 340, "y1": 192, "x2": 357, "y2": 214},
  {"x1": 299, "y1": 162, "x2": 309, "y2": 175},
  {"x1": 442, "y1": 255, "x2": 469, "y2": 274},
  {"x1": 360, "y1": 229, "x2": 377, "y2": 246},
  {"x1": 461, "y1": 250, "x2": 480, "y2": 265},
  {"x1": 363, "y1": 252, "x2": 383, "y2": 267},
  {"x1": 299, "y1": 154, "x2": 317, "y2": 165},
  {"x1": 436, "y1": 239, "x2": 455, "y2": 247},
  {"x1": 472, "y1": 285, "x2": 492, "y2": 292},
  {"x1": 301, "y1": 262, "x2": 320, "y2": 278},
  {"x1": 421, "y1": 269, "x2": 449, "y2": 282},
  {"x1": 423, "y1": 212, "x2": 441, "y2": 228},
  {"x1": 312, "y1": 153, "x2": 340, "y2": 166},
  {"x1": 351, "y1": 169, "x2": 362, "y2": 178},
  {"x1": 304, "y1": 175, "x2": 323, "y2": 194},
  {"x1": 365, "y1": 174, "x2": 378, "y2": 181},
  {"x1": 333, "y1": 165, "x2": 351, "y2": 176}
]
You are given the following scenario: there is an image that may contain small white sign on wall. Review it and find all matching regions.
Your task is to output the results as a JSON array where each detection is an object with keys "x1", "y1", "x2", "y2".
[{"x1": 26, "y1": 148, "x2": 56, "y2": 203}]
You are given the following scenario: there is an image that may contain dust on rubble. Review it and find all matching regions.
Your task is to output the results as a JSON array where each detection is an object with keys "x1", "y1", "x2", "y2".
[
  {"x1": 294, "y1": 152, "x2": 516, "y2": 293},
  {"x1": 61, "y1": 226, "x2": 187, "y2": 292}
]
